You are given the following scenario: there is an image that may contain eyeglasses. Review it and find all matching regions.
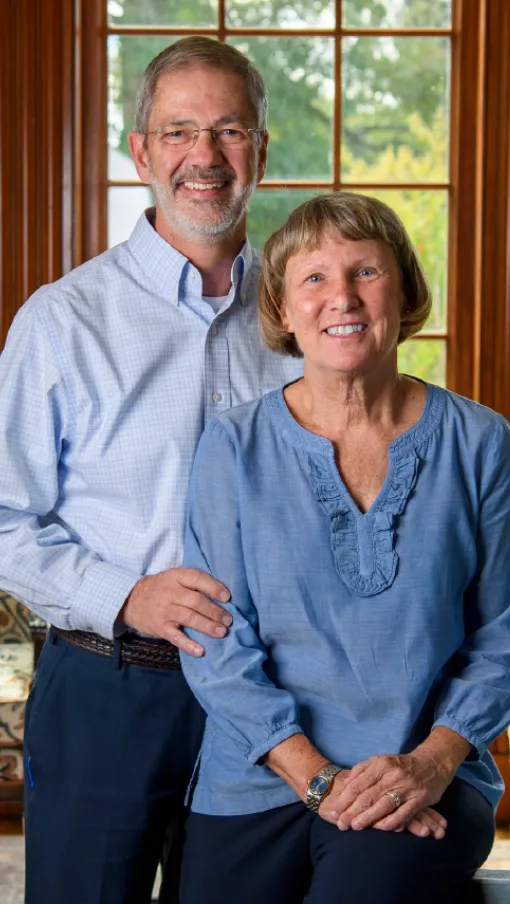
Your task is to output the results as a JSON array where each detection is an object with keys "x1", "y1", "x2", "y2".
[{"x1": 144, "y1": 126, "x2": 264, "y2": 150}]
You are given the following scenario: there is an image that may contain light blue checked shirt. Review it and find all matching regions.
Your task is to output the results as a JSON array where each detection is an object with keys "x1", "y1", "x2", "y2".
[{"x1": 0, "y1": 209, "x2": 303, "y2": 639}]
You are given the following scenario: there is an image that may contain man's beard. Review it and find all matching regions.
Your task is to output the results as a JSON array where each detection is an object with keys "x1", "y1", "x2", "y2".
[{"x1": 150, "y1": 163, "x2": 258, "y2": 244}]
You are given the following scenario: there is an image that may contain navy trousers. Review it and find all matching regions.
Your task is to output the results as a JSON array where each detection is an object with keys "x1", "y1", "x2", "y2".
[
  {"x1": 179, "y1": 778, "x2": 495, "y2": 904},
  {"x1": 24, "y1": 628, "x2": 204, "y2": 904}
]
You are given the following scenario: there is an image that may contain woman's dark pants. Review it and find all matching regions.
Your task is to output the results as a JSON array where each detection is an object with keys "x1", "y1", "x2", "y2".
[
  {"x1": 179, "y1": 778, "x2": 495, "y2": 904},
  {"x1": 23, "y1": 628, "x2": 204, "y2": 904}
]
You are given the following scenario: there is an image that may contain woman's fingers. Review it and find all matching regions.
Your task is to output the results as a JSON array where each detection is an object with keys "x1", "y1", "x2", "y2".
[
  {"x1": 326, "y1": 751, "x2": 448, "y2": 832},
  {"x1": 373, "y1": 806, "x2": 447, "y2": 839},
  {"x1": 405, "y1": 808, "x2": 447, "y2": 840}
]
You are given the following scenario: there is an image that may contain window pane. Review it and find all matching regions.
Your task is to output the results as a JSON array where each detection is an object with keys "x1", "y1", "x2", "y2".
[
  {"x1": 398, "y1": 339, "x2": 446, "y2": 386},
  {"x1": 362, "y1": 189, "x2": 447, "y2": 331},
  {"x1": 108, "y1": 35, "x2": 188, "y2": 177},
  {"x1": 108, "y1": 186, "x2": 153, "y2": 248},
  {"x1": 247, "y1": 190, "x2": 324, "y2": 250},
  {"x1": 342, "y1": 0, "x2": 451, "y2": 29},
  {"x1": 107, "y1": 0, "x2": 218, "y2": 28},
  {"x1": 226, "y1": 0, "x2": 334, "y2": 29},
  {"x1": 228, "y1": 37, "x2": 334, "y2": 181},
  {"x1": 341, "y1": 37, "x2": 450, "y2": 182}
]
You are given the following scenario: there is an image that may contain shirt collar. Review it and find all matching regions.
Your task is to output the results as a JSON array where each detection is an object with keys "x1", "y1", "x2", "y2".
[{"x1": 127, "y1": 207, "x2": 254, "y2": 306}]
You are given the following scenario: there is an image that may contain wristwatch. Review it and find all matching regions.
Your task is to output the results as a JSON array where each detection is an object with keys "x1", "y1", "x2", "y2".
[{"x1": 306, "y1": 763, "x2": 343, "y2": 812}]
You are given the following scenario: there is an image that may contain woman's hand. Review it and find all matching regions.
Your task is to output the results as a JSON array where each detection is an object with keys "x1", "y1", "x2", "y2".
[
  {"x1": 390, "y1": 806, "x2": 447, "y2": 840},
  {"x1": 321, "y1": 727, "x2": 472, "y2": 837},
  {"x1": 319, "y1": 764, "x2": 448, "y2": 840},
  {"x1": 318, "y1": 771, "x2": 447, "y2": 839}
]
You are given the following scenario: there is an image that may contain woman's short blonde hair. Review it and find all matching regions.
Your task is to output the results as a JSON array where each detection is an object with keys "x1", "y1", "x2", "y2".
[{"x1": 259, "y1": 192, "x2": 432, "y2": 357}]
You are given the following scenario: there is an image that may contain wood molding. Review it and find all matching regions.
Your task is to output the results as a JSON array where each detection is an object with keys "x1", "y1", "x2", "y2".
[
  {"x1": 74, "y1": 0, "x2": 108, "y2": 264},
  {"x1": 448, "y1": 0, "x2": 510, "y2": 416},
  {"x1": 476, "y1": 0, "x2": 510, "y2": 418},
  {"x1": 447, "y1": 0, "x2": 482, "y2": 397},
  {"x1": 0, "y1": 0, "x2": 75, "y2": 348}
]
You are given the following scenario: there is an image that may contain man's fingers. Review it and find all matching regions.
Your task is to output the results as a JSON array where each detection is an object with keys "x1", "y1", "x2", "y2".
[
  {"x1": 177, "y1": 567, "x2": 231, "y2": 602},
  {"x1": 170, "y1": 604, "x2": 230, "y2": 638},
  {"x1": 163, "y1": 624, "x2": 204, "y2": 658},
  {"x1": 121, "y1": 567, "x2": 233, "y2": 639}
]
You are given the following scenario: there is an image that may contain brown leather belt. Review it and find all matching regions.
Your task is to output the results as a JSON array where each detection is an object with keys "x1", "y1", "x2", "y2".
[{"x1": 52, "y1": 627, "x2": 182, "y2": 670}]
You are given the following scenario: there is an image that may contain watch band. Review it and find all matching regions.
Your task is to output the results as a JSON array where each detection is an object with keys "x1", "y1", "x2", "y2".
[{"x1": 306, "y1": 763, "x2": 343, "y2": 813}]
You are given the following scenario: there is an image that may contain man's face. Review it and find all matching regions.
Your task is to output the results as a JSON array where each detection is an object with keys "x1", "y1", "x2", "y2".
[{"x1": 129, "y1": 64, "x2": 268, "y2": 243}]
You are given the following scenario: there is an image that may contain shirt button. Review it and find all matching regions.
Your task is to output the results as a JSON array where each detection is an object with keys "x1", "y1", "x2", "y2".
[
  {"x1": 212, "y1": 391, "x2": 223, "y2": 403},
  {"x1": 210, "y1": 323, "x2": 218, "y2": 336}
]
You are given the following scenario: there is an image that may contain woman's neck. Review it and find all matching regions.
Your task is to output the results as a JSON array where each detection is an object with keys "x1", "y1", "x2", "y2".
[{"x1": 284, "y1": 364, "x2": 422, "y2": 441}]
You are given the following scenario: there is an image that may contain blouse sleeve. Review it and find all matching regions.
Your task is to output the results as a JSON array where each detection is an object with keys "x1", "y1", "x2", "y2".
[
  {"x1": 432, "y1": 416, "x2": 510, "y2": 755},
  {"x1": 180, "y1": 418, "x2": 303, "y2": 765}
]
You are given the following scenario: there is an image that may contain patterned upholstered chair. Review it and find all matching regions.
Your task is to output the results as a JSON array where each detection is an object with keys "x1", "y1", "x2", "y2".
[{"x1": 0, "y1": 592, "x2": 38, "y2": 808}]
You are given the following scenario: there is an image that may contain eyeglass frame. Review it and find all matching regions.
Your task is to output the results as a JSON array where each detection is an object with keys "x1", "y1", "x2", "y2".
[{"x1": 143, "y1": 126, "x2": 266, "y2": 150}]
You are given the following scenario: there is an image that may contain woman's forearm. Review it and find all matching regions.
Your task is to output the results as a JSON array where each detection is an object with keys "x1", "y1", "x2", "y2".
[
  {"x1": 265, "y1": 733, "x2": 331, "y2": 800},
  {"x1": 414, "y1": 725, "x2": 473, "y2": 781}
]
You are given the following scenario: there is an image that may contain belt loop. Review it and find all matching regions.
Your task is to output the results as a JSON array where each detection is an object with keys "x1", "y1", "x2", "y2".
[
  {"x1": 49, "y1": 626, "x2": 58, "y2": 645},
  {"x1": 112, "y1": 636, "x2": 122, "y2": 669}
]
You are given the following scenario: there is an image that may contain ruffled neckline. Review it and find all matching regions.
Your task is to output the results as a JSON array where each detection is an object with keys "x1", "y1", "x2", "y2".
[{"x1": 264, "y1": 382, "x2": 445, "y2": 597}]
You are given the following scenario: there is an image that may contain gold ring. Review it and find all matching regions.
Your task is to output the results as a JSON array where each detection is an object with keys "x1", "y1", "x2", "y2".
[{"x1": 384, "y1": 789, "x2": 401, "y2": 810}]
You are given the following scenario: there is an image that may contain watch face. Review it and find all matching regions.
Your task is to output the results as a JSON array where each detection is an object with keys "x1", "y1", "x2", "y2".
[{"x1": 309, "y1": 776, "x2": 329, "y2": 794}]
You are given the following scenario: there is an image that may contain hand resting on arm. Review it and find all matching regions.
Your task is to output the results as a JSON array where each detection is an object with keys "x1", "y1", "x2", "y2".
[{"x1": 120, "y1": 567, "x2": 232, "y2": 657}]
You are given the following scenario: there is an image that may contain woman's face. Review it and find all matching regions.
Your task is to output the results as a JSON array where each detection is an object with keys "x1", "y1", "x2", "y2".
[{"x1": 281, "y1": 229, "x2": 405, "y2": 380}]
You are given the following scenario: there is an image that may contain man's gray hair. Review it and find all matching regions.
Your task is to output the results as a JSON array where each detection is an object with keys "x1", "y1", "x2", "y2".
[{"x1": 134, "y1": 36, "x2": 268, "y2": 135}]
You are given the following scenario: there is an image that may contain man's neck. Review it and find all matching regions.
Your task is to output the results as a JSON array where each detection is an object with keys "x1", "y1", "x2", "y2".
[{"x1": 154, "y1": 209, "x2": 247, "y2": 296}]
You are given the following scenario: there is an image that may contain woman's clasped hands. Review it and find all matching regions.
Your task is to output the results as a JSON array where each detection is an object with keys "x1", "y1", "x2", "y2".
[{"x1": 318, "y1": 749, "x2": 454, "y2": 841}]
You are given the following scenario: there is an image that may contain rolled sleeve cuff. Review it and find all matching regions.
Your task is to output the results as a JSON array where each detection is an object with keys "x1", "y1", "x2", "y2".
[
  {"x1": 432, "y1": 714, "x2": 488, "y2": 759},
  {"x1": 71, "y1": 560, "x2": 141, "y2": 639},
  {"x1": 247, "y1": 723, "x2": 304, "y2": 766}
]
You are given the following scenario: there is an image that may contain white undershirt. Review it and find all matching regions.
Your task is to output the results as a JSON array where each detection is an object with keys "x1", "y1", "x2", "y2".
[{"x1": 203, "y1": 293, "x2": 231, "y2": 314}]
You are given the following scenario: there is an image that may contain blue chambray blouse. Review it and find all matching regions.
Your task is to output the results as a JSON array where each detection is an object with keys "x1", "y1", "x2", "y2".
[{"x1": 181, "y1": 382, "x2": 510, "y2": 816}]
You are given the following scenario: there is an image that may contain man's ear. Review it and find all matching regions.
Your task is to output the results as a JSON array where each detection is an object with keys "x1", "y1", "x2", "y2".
[
  {"x1": 256, "y1": 131, "x2": 269, "y2": 185},
  {"x1": 128, "y1": 131, "x2": 152, "y2": 186}
]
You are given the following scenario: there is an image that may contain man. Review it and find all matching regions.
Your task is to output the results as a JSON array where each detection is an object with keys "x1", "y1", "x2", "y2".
[{"x1": 0, "y1": 38, "x2": 302, "y2": 904}]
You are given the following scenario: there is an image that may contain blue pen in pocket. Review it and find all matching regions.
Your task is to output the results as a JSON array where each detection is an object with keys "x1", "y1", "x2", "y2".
[{"x1": 27, "y1": 755, "x2": 35, "y2": 789}]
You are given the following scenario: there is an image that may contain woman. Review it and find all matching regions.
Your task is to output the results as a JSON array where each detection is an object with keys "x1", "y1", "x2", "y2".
[{"x1": 178, "y1": 193, "x2": 510, "y2": 904}]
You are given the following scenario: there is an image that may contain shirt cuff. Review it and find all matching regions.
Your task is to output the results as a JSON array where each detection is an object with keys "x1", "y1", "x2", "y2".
[
  {"x1": 247, "y1": 723, "x2": 304, "y2": 766},
  {"x1": 70, "y1": 560, "x2": 141, "y2": 639}
]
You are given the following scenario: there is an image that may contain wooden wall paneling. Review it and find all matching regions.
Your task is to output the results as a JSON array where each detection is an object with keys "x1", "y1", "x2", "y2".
[
  {"x1": 75, "y1": 0, "x2": 108, "y2": 264},
  {"x1": 0, "y1": 0, "x2": 75, "y2": 349},
  {"x1": 477, "y1": 0, "x2": 510, "y2": 419},
  {"x1": 447, "y1": 0, "x2": 482, "y2": 399},
  {"x1": 0, "y1": 3, "x2": 15, "y2": 346}
]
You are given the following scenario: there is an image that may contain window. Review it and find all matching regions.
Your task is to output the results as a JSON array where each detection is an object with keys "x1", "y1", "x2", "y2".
[{"x1": 107, "y1": 0, "x2": 452, "y2": 385}]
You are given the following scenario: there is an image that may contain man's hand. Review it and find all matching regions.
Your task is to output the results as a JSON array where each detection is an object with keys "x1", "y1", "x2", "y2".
[{"x1": 119, "y1": 567, "x2": 232, "y2": 656}]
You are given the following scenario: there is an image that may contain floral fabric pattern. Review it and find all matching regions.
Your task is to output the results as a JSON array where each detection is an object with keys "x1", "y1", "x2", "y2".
[{"x1": 0, "y1": 593, "x2": 32, "y2": 643}]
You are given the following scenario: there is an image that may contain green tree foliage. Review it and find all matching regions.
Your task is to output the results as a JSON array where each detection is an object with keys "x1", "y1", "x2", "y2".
[{"x1": 108, "y1": 0, "x2": 449, "y2": 383}]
